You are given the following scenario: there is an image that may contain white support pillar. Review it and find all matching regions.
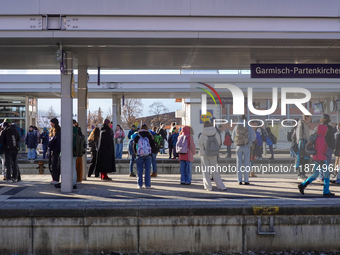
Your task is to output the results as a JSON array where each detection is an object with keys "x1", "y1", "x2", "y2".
[
  {"x1": 78, "y1": 65, "x2": 88, "y2": 180},
  {"x1": 61, "y1": 73, "x2": 73, "y2": 193},
  {"x1": 112, "y1": 95, "x2": 118, "y2": 128}
]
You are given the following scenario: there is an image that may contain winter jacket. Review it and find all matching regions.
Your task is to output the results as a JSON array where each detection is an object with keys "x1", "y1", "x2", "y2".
[
  {"x1": 128, "y1": 129, "x2": 136, "y2": 139},
  {"x1": 223, "y1": 132, "x2": 232, "y2": 146},
  {"x1": 178, "y1": 126, "x2": 196, "y2": 162},
  {"x1": 158, "y1": 128, "x2": 167, "y2": 141},
  {"x1": 149, "y1": 130, "x2": 159, "y2": 154},
  {"x1": 0, "y1": 126, "x2": 20, "y2": 152},
  {"x1": 172, "y1": 132, "x2": 179, "y2": 147},
  {"x1": 313, "y1": 124, "x2": 328, "y2": 162},
  {"x1": 255, "y1": 132, "x2": 262, "y2": 147},
  {"x1": 114, "y1": 129, "x2": 125, "y2": 144},
  {"x1": 325, "y1": 124, "x2": 335, "y2": 150},
  {"x1": 133, "y1": 129, "x2": 156, "y2": 155},
  {"x1": 25, "y1": 131, "x2": 37, "y2": 149},
  {"x1": 198, "y1": 126, "x2": 221, "y2": 156},
  {"x1": 40, "y1": 131, "x2": 49, "y2": 146},
  {"x1": 266, "y1": 136, "x2": 273, "y2": 146},
  {"x1": 296, "y1": 119, "x2": 310, "y2": 142},
  {"x1": 73, "y1": 127, "x2": 78, "y2": 157},
  {"x1": 95, "y1": 124, "x2": 116, "y2": 173},
  {"x1": 48, "y1": 128, "x2": 61, "y2": 152}
]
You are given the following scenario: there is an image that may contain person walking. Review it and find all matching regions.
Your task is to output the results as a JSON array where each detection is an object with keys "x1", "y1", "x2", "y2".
[
  {"x1": 296, "y1": 114, "x2": 312, "y2": 180},
  {"x1": 40, "y1": 127, "x2": 49, "y2": 159},
  {"x1": 178, "y1": 126, "x2": 196, "y2": 185},
  {"x1": 223, "y1": 129, "x2": 232, "y2": 158},
  {"x1": 265, "y1": 127, "x2": 276, "y2": 160},
  {"x1": 298, "y1": 124, "x2": 335, "y2": 196},
  {"x1": 87, "y1": 127, "x2": 100, "y2": 177},
  {"x1": 198, "y1": 121, "x2": 227, "y2": 191},
  {"x1": 25, "y1": 126, "x2": 37, "y2": 160},
  {"x1": 114, "y1": 124, "x2": 125, "y2": 159},
  {"x1": 231, "y1": 115, "x2": 256, "y2": 185},
  {"x1": 95, "y1": 119, "x2": 116, "y2": 181},
  {"x1": 133, "y1": 124, "x2": 155, "y2": 188},
  {"x1": 157, "y1": 123, "x2": 167, "y2": 154},
  {"x1": 48, "y1": 118, "x2": 61, "y2": 184},
  {"x1": 128, "y1": 125, "x2": 136, "y2": 139}
]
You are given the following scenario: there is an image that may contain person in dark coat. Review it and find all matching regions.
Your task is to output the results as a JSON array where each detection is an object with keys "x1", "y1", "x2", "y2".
[
  {"x1": 48, "y1": 118, "x2": 61, "y2": 184},
  {"x1": 87, "y1": 127, "x2": 100, "y2": 177},
  {"x1": 95, "y1": 119, "x2": 116, "y2": 180}
]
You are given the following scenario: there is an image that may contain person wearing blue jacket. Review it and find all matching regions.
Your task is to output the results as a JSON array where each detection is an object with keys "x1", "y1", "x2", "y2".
[
  {"x1": 171, "y1": 128, "x2": 179, "y2": 159},
  {"x1": 40, "y1": 127, "x2": 49, "y2": 159},
  {"x1": 25, "y1": 126, "x2": 37, "y2": 160},
  {"x1": 231, "y1": 115, "x2": 256, "y2": 185},
  {"x1": 265, "y1": 127, "x2": 275, "y2": 160}
]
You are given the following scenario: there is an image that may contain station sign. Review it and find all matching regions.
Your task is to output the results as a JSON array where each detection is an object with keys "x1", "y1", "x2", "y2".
[{"x1": 251, "y1": 64, "x2": 340, "y2": 78}]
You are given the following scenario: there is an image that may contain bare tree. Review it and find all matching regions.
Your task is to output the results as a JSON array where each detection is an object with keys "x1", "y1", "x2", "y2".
[
  {"x1": 149, "y1": 101, "x2": 169, "y2": 127},
  {"x1": 121, "y1": 99, "x2": 143, "y2": 129},
  {"x1": 47, "y1": 106, "x2": 57, "y2": 119}
]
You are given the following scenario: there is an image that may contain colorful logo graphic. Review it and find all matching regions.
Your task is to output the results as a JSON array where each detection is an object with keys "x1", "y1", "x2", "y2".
[
  {"x1": 196, "y1": 82, "x2": 223, "y2": 107},
  {"x1": 200, "y1": 110, "x2": 213, "y2": 124}
]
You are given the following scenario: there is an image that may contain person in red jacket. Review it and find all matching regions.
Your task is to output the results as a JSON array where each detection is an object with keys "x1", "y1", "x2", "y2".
[
  {"x1": 223, "y1": 129, "x2": 232, "y2": 158},
  {"x1": 298, "y1": 124, "x2": 335, "y2": 196},
  {"x1": 178, "y1": 126, "x2": 196, "y2": 185}
]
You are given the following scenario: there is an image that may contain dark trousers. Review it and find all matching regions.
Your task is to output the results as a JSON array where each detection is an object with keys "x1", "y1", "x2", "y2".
[
  {"x1": 5, "y1": 150, "x2": 18, "y2": 180},
  {"x1": 269, "y1": 145, "x2": 274, "y2": 158},
  {"x1": 50, "y1": 151, "x2": 60, "y2": 182},
  {"x1": 168, "y1": 145, "x2": 173, "y2": 158},
  {"x1": 227, "y1": 145, "x2": 231, "y2": 158},
  {"x1": 172, "y1": 147, "x2": 177, "y2": 159},
  {"x1": 88, "y1": 150, "x2": 98, "y2": 177}
]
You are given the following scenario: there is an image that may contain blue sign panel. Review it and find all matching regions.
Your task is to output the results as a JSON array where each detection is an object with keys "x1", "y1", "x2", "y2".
[{"x1": 251, "y1": 64, "x2": 340, "y2": 78}]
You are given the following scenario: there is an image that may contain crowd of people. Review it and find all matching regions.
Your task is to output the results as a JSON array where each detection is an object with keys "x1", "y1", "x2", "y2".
[{"x1": 1, "y1": 113, "x2": 340, "y2": 196}]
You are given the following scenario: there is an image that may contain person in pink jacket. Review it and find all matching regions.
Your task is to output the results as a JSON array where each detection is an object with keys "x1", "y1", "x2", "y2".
[
  {"x1": 178, "y1": 126, "x2": 196, "y2": 185},
  {"x1": 298, "y1": 124, "x2": 335, "y2": 196}
]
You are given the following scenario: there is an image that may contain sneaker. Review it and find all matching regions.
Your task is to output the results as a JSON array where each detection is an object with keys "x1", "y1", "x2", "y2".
[
  {"x1": 297, "y1": 176, "x2": 304, "y2": 181},
  {"x1": 3, "y1": 176, "x2": 6, "y2": 181},
  {"x1": 137, "y1": 185, "x2": 142, "y2": 189},
  {"x1": 50, "y1": 180, "x2": 59, "y2": 185},
  {"x1": 12, "y1": 179, "x2": 17, "y2": 183},
  {"x1": 316, "y1": 178, "x2": 323, "y2": 182},
  {"x1": 221, "y1": 188, "x2": 227, "y2": 191},
  {"x1": 323, "y1": 192, "x2": 335, "y2": 197},
  {"x1": 185, "y1": 183, "x2": 191, "y2": 185},
  {"x1": 129, "y1": 172, "x2": 136, "y2": 177},
  {"x1": 298, "y1": 183, "x2": 306, "y2": 195},
  {"x1": 330, "y1": 180, "x2": 340, "y2": 184},
  {"x1": 101, "y1": 177, "x2": 112, "y2": 181},
  {"x1": 54, "y1": 183, "x2": 61, "y2": 188},
  {"x1": 180, "y1": 183, "x2": 185, "y2": 185},
  {"x1": 244, "y1": 182, "x2": 250, "y2": 185},
  {"x1": 150, "y1": 172, "x2": 157, "y2": 178},
  {"x1": 239, "y1": 182, "x2": 243, "y2": 185},
  {"x1": 145, "y1": 186, "x2": 151, "y2": 189}
]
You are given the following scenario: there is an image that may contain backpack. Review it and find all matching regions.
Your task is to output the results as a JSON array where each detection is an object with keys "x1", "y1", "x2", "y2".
[
  {"x1": 73, "y1": 133, "x2": 86, "y2": 157},
  {"x1": 223, "y1": 133, "x2": 232, "y2": 146},
  {"x1": 305, "y1": 133, "x2": 320, "y2": 156},
  {"x1": 270, "y1": 133, "x2": 277, "y2": 144},
  {"x1": 3, "y1": 128, "x2": 19, "y2": 150},
  {"x1": 290, "y1": 126, "x2": 298, "y2": 143},
  {"x1": 234, "y1": 125, "x2": 249, "y2": 146},
  {"x1": 127, "y1": 139, "x2": 135, "y2": 156},
  {"x1": 176, "y1": 135, "x2": 189, "y2": 154},
  {"x1": 205, "y1": 134, "x2": 220, "y2": 156},
  {"x1": 154, "y1": 134, "x2": 164, "y2": 148},
  {"x1": 137, "y1": 134, "x2": 151, "y2": 156}
]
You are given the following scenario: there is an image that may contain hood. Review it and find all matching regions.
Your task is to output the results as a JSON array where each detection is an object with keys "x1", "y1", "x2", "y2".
[
  {"x1": 202, "y1": 126, "x2": 217, "y2": 136},
  {"x1": 131, "y1": 132, "x2": 138, "y2": 139},
  {"x1": 317, "y1": 124, "x2": 328, "y2": 137},
  {"x1": 182, "y1": 126, "x2": 191, "y2": 136}
]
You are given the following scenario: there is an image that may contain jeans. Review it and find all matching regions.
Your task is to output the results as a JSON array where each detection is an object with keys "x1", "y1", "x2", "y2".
[
  {"x1": 42, "y1": 144, "x2": 48, "y2": 159},
  {"x1": 5, "y1": 150, "x2": 18, "y2": 180},
  {"x1": 159, "y1": 148, "x2": 165, "y2": 154},
  {"x1": 151, "y1": 152, "x2": 157, "y2": 173},
  {"x1": 27, "y1": 148, "x2": 35, "y2": 159},
  {"x1": 180, "y1": 160, "x2": 192, "y2": 184},
  {"x1": 236, "y1": 145, "x2": 250, "y2": 182},
  {"x1": 115, "y1": 143, "x2": 123, "y2": 159},
  {"x1": 136, "y1": 155, "x2": 152, "y2": 187},
  {"x1": 72, "y1": 157, "x2": 77, "y2": 185},
  {"x1": 129, "y1": 154, "x2": 136, "y2": 173},
  {"x1": 0, "y1": 154, "x2": 5, "y2": 177},
  {"x1": 302, "y1": 160, "x2": 331, "y2": 194},
  {"x1": 295, "y1": 151, "x2": 309, "y2": 177},
  {"x1": 227, "y1": 145, "x2": 231, "y2": 158}
]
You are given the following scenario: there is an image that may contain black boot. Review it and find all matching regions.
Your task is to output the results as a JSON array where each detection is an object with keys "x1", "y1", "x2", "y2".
[{"x1": 298, "y1": 181, "x2": 309, "y2": 195}]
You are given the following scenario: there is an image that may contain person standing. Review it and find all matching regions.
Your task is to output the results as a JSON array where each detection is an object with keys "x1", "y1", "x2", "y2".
[
  {"x1": 128, "y1": 132, "x2": 138, "y2": 177},
  {"x1": 87, "y1": 127, "x2": 100, "y2": 177},
  {"x1": 296, "y1": 114, "x2": 312, "y2": 181},
  {"x1": 114, "y1": 124, "x2": 125, "y2": 159},
  {"x1": 40, "y1": 127, "x2": 49, "y2": 159},
  {"x1": 198, "y1": 121, "x2": 226, "y2": 191},
  {"x1": 171, "y1": 128, "x2": 179, "y2": 159},
  {"x1": 178, "y1": 126, "x2": 196, "y2": 185},
  {"x1": 73, "y1": 120, "x2": 83, "y2": 183},
  {"x1": 150, "y1": 126, "x2": 159, "y2": 178},
  {"x1": 157, "y1": 123, "x2": 167, "y2": 154},
  {"x1": 332, "y1": 122, "x2": 340, "y2": 184},
  {"x1": 0, "y1": 122, "x2": 20, "y2": 182},
  {"x1": 133, "y1": 124, "x2": 155, "y2": 188},
  {"x1": 128, "y1": 125, "x2": 136, "y2": 139},
  {"x1": 231, "y1": 115, "x2": 256, "y2": 185},
  {"x1": 223, "y1": 129, "x2": 232, "y2": 158},
  {"x1": 95, "y1": 119, "x2": 116, "y2": 181},
  {"x1": 25, "y1": 126, "x2": 37, "y2": 160},
  {"x1": 265, "y1": 127, "x2": 276, "y2": 160},
  {"x1": 34, "y1": 126, "x2": 40, "y2": 159},
  {"x1": 48, "y1": 118, "x2": 61, "y2": 184},
  {"x1": 255, "y1": 128, "x2": 263, "y2": 160},
  {"x1": 0, "y1": 125, "x2": 6, "y2": 180},
  {"x1": 298, "y1": 124, "x2": 335, "y2": 196}
]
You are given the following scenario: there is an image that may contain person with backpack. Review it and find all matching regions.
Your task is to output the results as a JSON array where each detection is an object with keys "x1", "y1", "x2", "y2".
[
  {"x1": 128, "y1": 132, "x2": 138, "y2": 177},
  {"x1": 87, "y1": 127, "x2": 100, "y2": 178},
  {"x1": 315, "y1": 114, "x2": 335, "y2": 182},
  {"x1": 265, "y1": 127, "x2": 277, "y2": 160},
  {"x1": 150, "y1": 126, "x2": 160, "y2": 177},
  {"x1": 198, "y1": 121, "x2": 226, "y2": 191},
  {"x1": 295, "y1": 114, "x2": 312, "y2": 181},
  {"x1": 0, "y1": 121, "x2": 20, "y2": 182},
  {"x1": 95, "y1": 119, "x2": 116, "y2": 181},
  {"x1": 231, "y1": 115, "x2": 256, "y2": 185},
  {"x1": 298, "y1": 124, "x2": 335, "y2": 197},
  {"x1": 114, "y1": 124, "x2": 125, "y2": 159},
  {"x1": 168, "y1": 123, "x2": 176, "y2": 159},
  {"x1": 331, "y1": 122, "x2": 340, "y2": 184},
  {"x1": 223, "y1": 129, "x2": 232, "y2": 158},
  {"x1": 171, "y1": 128, "x2": 179, "y2": 159},
  {"x1": 40, "y1": 127, "x2": 49, "y2": 159},
  {"x1": 48, "y1": 118, "x2": 61, "y2": 185},
  {"x1": 255, "y1": 128, "x2": 263, "y2": 160},
  {"x1": 157, "y1": 123, "x2": 167, "y2": 154},
  {"x1": 177, "y1": 126, "x2": 196, "y2": 185},
  {"x1": 133, "y1": 124, "x2": 155, "y2": 188},
  {"x1": 128, "y1": 125, "x2": 136, "y2": 139},
  {"x1": 25, "y1": 126, "x2": 37, "y2": 160}
]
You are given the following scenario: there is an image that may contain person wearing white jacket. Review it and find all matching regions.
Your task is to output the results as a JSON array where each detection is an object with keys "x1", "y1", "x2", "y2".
[{"x1": 198, "y1": 121, "x2": 227, "y2": 191}]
